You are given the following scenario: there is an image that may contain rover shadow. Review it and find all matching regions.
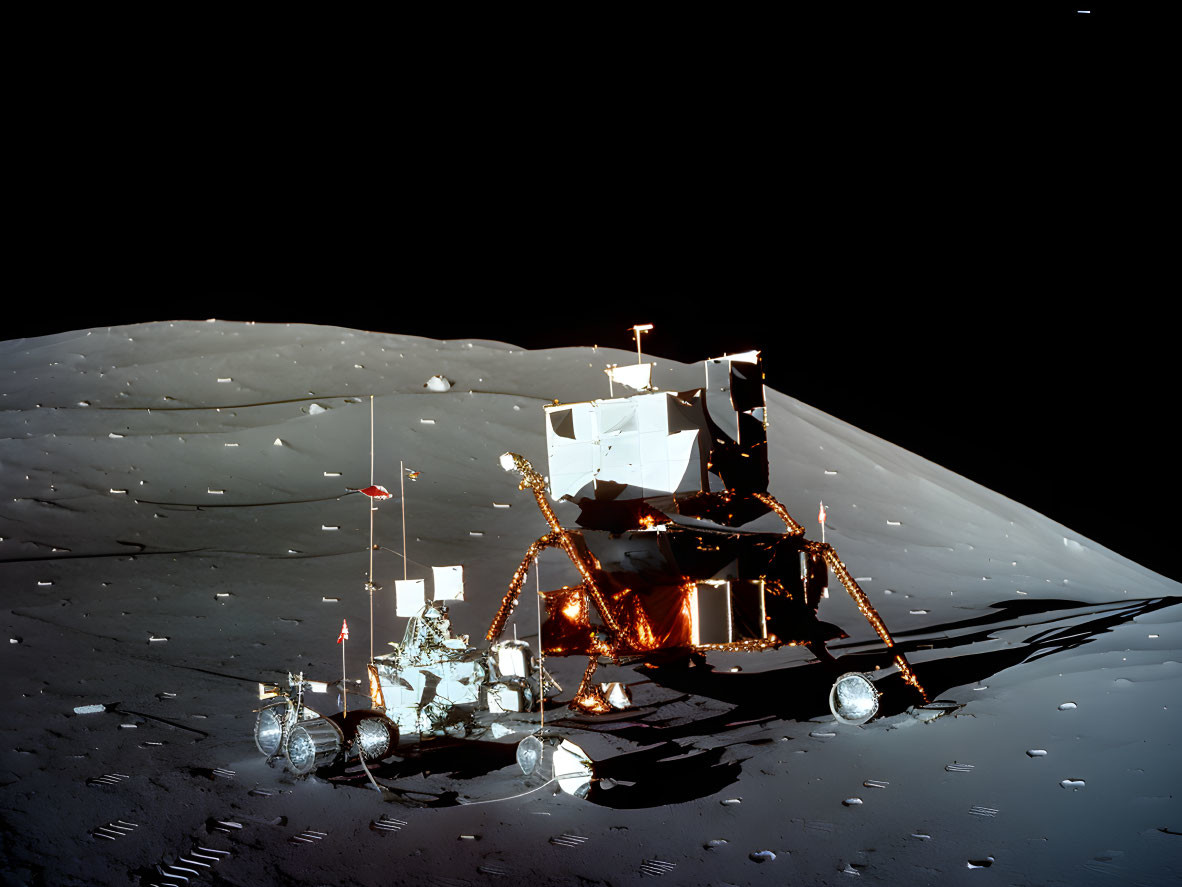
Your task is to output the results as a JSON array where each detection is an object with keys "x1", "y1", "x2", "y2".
[
  {"x1": 585, "y1": 740, "x2": 743, "y2": 809},
  {"x1": 326, "y1": 736, "x2": 519, "y2": 796}
]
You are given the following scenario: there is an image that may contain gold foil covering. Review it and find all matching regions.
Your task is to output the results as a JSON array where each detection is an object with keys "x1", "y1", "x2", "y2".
[
  {"x1": 571, "y1": 654, "x2": 613, "y2": 714},
  {"x1": 752, "y1": 491, "x2": 805, "y2": 536},
  {"x1": 367, "y1": 663, "x2": 385, "y2": 710},
  {"x1": 486, "y1": 532, "x2": 563, "y2": 642},
  {"x1": 539, "y1": 584, "x2": 693, "y2": 657}
]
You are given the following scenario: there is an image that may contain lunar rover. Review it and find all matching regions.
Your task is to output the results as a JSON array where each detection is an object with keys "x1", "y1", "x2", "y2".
[{"x1": 252, "y1": 338, "x2": 927, "y2": 783}]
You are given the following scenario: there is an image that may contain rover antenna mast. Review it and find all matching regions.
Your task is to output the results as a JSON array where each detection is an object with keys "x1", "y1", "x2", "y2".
[
  {"x1": 369, "y1": 395, "x2": 375, "y2": 662},
  {"x1": 631, "y1": 324, "x2": 652, "y2": 364},
  {"x1": 536, "y1": 559, "x2": 544, "y2": 734}
]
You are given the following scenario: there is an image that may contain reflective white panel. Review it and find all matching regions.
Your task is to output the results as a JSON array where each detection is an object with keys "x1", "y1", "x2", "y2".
[
  {"x1": 605, "y1": 362, "x2": 653, "y2": 391},
  {"x1": 395, "y1": 578, "x2": 426, "y2": 617},
  {"x1": 432, "y1": 565, "x2": 464, "y2": 601}
]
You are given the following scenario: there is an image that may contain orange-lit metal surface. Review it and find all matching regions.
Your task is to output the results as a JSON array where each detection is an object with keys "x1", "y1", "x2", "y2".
[
  {"x1": 367, "y1": 663, "x2": 385, "y2": 710},
  {"x1": 752, "y1": 491, "x2": 805, "y2": 536},
  {"x1": 486, "y1": 532, "x2": 562, "y2": 642},
  {"x1": 539, "y1": 586, "x2": 593, "y2": 656},
  {"x1": 693, "y1": 637, "x2": 787, "y2": 653},
  {"x1": 539, "y1": 584, "x2": 693, "y2": 658},
  {"x1": 571, "y1": 653, "x2": 612, "y2": 714}
]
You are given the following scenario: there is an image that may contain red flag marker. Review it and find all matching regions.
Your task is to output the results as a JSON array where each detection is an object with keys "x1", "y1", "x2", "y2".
[
  {"x1": 352, "y1": 485, "x2": 392, "y2": 499},
  {"x1": 337, "y1": 619, "x2": 349, "y2": 644},
  {"x1": 818, "y1": 502, "x2": 826, "y2": 525}
]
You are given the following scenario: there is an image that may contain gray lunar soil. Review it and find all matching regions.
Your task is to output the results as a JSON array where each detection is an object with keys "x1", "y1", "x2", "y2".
[{"x1": 1, "y1": 321, "x2": 1178, "y2": 886}]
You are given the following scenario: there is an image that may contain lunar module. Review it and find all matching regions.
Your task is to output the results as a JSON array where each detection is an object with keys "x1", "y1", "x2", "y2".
[{"x1": 252, "y1": 344, "x2": 927, "y2": 778}]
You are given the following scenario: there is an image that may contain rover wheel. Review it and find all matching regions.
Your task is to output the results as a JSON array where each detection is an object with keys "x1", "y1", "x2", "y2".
[
  {"x1": 285, "y1": 717, "x2": 345, "y2": 775},
  {"x1": 254, "y1": 702, "x2": 291, "y2": 758},
  {"x1": 354, "y1": 715, "x2": 399, "y2": 761}
]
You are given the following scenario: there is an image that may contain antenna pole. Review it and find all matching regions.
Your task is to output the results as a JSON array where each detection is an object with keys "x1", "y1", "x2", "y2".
[
  {"x1": 369, "y1": 395, "x2": 375, "y2": 662},
  {"x1": 631, "y1": 324, "x2": 653, "y2": 365},
  {"x1": 400, "y1": 460, "x2": 408, "y2": 582},
  {"x1": 536, "y1": 558, "x2": 544, "y2": 734}
]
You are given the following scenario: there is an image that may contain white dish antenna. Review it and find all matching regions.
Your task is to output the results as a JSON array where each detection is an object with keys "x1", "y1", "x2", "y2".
[
  {"x1": 394, "y1": 579, "x2": 425, "y2": 617},
  {"x1": 432, "y1": 565, "x2": 465, "y2": 601}
]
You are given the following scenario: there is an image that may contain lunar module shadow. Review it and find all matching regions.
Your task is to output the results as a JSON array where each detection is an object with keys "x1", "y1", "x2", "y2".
[
  {"x1": 555, "y1": 595, "x2": 1180, "y2": 807},
  {"x1": 618, "y1": 595, "x2": 1179, "y2": 733}
]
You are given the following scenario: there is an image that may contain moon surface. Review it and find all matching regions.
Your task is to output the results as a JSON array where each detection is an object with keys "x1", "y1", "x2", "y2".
[{"x1": 2, "y1": 321, "x2": 1178, "y2": 886}]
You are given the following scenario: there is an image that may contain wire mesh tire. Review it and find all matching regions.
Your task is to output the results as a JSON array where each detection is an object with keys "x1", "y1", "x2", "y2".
[
  {"x1": 254, "y1": 702, "x2": 290, "y2": 758},
  {"x1": 285, "y1": 717, "x2": 345, "y2": 775},
  {"x1": 354, "y1": 715, "x2": 399, "y2": 761}
]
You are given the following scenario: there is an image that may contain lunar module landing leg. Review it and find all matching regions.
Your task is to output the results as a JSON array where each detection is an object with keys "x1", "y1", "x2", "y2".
[
  {"x1": 489, "y1": 453, "x2": 928, "y2": 721},
  {"x1": 487, "y1": 453, "x2": 619, "y2": 713}
]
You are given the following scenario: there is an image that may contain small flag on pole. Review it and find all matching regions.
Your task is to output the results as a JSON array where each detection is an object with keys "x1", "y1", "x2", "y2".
[
  {"x1": 337, "y1": 619, "x2": 349, "y2": 644},
  {"x1": 818, "y1": 502, "x2": 826, "y2": 525},
  {"x1": 352, "y1": 485, "x2": 392, "y2": 499}
]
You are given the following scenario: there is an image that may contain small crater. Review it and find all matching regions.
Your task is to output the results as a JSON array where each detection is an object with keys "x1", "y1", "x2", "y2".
[
  {"x1": 749, "y1": 850, "x2": 776, "y2": 863},
  {"x1": 842, "y1": 798, "x2": 863, "y2": 807},
  {"x1": 1059, "y1": 779, "x2": 1086, "y2": 790},
  {"x1": 1058, "y1": 702, "x2": 1077, "y2": 711},
  {"x1": 1026, "y1": 749, "x2": 1047, "y2": 758}
]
